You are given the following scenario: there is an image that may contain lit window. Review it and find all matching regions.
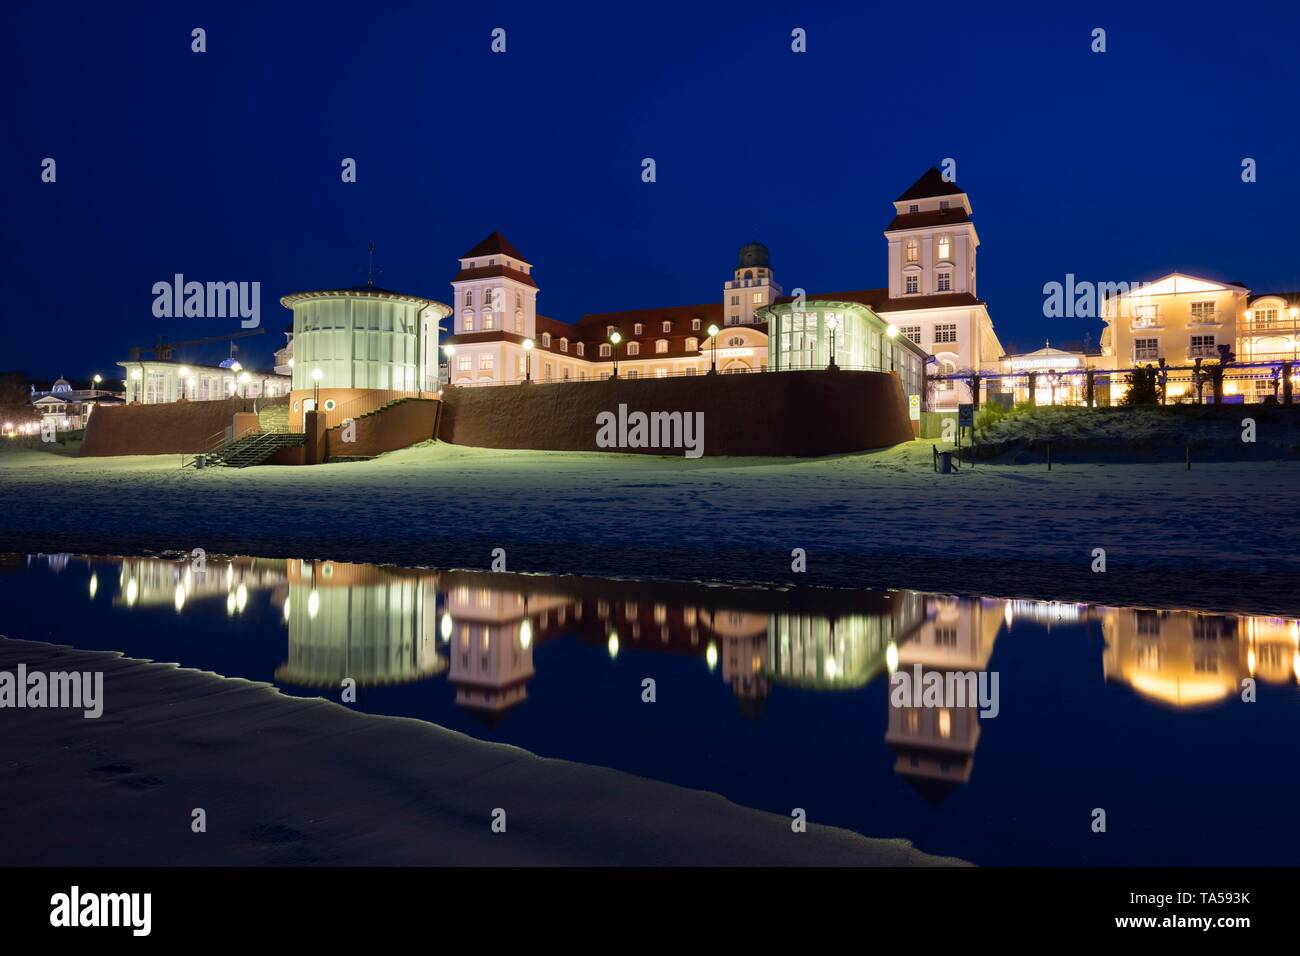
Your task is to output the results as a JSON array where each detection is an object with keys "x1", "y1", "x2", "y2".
[
  {"x1": 655, "y1": 339, "x2": 668, "y2": 354},
  {"x1": 576, "y1": 342, "x2": 585, "y2": 357},
  {"x1": 541, "y1": 332, "x2": 551, "y2": 347},
  {"x1": 752, "y1": 292, "x2": 762, "y2": 304},
  {"x1": 692, "y1": 318, "x2": 701, "y2": 331},
  {"x1": 559, "y1": 337, "x2": 568, "y2": 353},
  {"x1": 627, "y1": 342, "x2": 640, "y2": 356},
  {"x1": 937, "y1": 236, "x2": 951, "y2": 260},
  {"x1": 633, "y1": 323, "x2": 643, "y2": 335},
  {"x1": 1134, "y1": 338, "x2": 1159, "y2": 361},
  {"x1": 457, "y1": 356, "x2": 472, "y2": 371},
  {"x1": 905, "y1": 239, "x2": 918, "y2": 263},
  {"x1": 934, "y1": 324, "x2": 957, "y2": 344},
  {"x1": 479, "y1": 354, "x2": 494, "y2": 370},
  {"x1": 599, "y1": 343, "x2": 611, "y2": 357},
  {"x1": 482, "y1": 313, "x2": 494, "y2": 330},
  {"x1": 662, "y1": 320, "x2": 672, "y2": 332},
  {"x1": 685, "y1": 337, "x2": 698, "y2": 352},
  {"x1": 463, "y1": 313, "x2": 475, "y2": 332}
]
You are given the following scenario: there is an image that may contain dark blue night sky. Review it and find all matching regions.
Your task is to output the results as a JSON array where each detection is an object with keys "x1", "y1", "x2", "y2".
[{"x1": 5, "y1": 0, "x2": 1299, "y2": 377}]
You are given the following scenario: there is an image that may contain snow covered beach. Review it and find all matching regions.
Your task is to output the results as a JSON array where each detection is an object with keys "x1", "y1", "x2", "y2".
[
  {"x1": 0, "y1": 636, "x2": 963, "y2": 866},
  {"x1": 1, "y1": 439, "x2": 1297, "y2": 616}
]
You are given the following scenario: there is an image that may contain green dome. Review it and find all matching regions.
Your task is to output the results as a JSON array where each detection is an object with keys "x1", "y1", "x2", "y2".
[{"x1": 737, "y1": 240, "x2": 770, "y2": 270}]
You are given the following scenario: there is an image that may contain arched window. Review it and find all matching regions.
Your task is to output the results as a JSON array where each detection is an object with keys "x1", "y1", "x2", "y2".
[
  {"x1": 662, "y1": 320, "x2": 672, "y2": 333},
  {"x1": 655, "y1": 339, "x2": 669, "y2": 354},
  {"x1": 627, "y1": 342, "x2": 641, "y2": 356},
  {"x1": 633, "y1": 323, "x2": 644, "y2": 335},
  {"x1": 559, "y1": 337, "x2": 568, "y2": 352},
  {"x1": 464, "y1": 290, "x2": 473, "y2": 306},
  {"x1": 541, "y1": 332, "x2": 551, "y2": 347},
  {"x1": 685, "y1": 337, "x2": 698, "y2": 352},
  {"x1": 692, "y1": 318, "x2": 701, "y2": 331},
  {"x1": 599, "y1": 343, "x2": 611, "y2": 357},
  {"x1": 576, "y1": 342, "x2": 585, "y2": 357}
]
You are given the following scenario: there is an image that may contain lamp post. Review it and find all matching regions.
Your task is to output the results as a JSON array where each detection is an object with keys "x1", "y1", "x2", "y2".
[
  {"x1": 885, "y1": 324, "x2": 899, "y2": 372},
  {"x1": 707, "y1": 324, "x2": 719, "y2": 374},
  {"x1": 610, "y1": 331, "x2": 622, "y2": 378},
  {"x1": 523, "y1": 338, "x2": 534, "y2": 382},
  {"x1": 178, "y1": 366, "x2": 190, "y2": 401},
  {"x1": 311, "y1": 367, "x2": 322, "y2": 408},
  {"x1": 130, "y1": 367, "x2": 142, "y2": 403},
  {"x1": 238, "y1": 370, "x2": 251, "y2": 400},
  {"x1": 442, "y1": 344, "x2": 455, "y2": 387},
  {"x1": 826, "y1": 315, "x2": 838, "y2": 369},
  {"x1": 92, "y1": 373, "x2": 102, "y2": 396}
]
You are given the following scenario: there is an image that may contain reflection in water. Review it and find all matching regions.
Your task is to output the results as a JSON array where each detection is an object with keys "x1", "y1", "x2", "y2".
[{"x1": 29, "y1": 553, "x2": 1300, "y2": 798}]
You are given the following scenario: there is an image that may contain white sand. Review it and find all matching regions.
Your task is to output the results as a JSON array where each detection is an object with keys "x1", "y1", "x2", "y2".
[{"x1": 0, "y1": 636, "x2": 965, "y2": 866}]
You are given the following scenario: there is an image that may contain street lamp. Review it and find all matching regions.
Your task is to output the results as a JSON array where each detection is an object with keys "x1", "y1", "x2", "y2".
[
  {"x1": 609, "y1": 330, "x2": 622, "y2": 378},
  {"x1": 885, "y1": 324, "x2": 899, "y2": 372},
  {"x1": 311, "y1": 367, "x2": 322, "y2": 407},
  {"x1": 707, "y1": 324, "x2": 720, "y2": 374},
  {"x1": 826, "y1": 315, "x2": 838, "y2": 368},
  {"x1": 442, "y1": 344, "x2": 455, "y2": 386},
  {"x1": 130, "y1": 367, "x2": 142, "y2": 403},
  {"x1": 92, "y1": 373, "x2": 102, "y2": 395},
  {"x1": 178, "y1": 366, "x2": 190, "y2": 401},
  {"x1": 238, "y1": 370, "x2": 251, "y2": 399},
  {"x1": 522, "y1": 338, "x2": 534, "y2": 382}
]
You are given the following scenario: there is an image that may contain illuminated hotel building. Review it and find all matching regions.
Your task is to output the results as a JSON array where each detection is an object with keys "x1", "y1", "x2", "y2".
[{"x1": 442, "y1": 169, "x2": 1005, "y2": 409}]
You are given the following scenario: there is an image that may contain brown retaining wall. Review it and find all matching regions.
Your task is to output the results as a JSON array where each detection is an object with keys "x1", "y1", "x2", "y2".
[
  {"x1": 79, "y1": 397, "x2": 274, "y2": 457},
  {"x1": 324, "y1": 398, "x2": 439, "y2": 460},
  {"x1": 438, "y1": 370, "x2": 913, "y2": 457}
]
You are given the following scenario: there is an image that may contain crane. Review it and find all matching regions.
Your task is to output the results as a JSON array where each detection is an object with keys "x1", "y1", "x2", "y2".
[{"x1": 128, "y1": 328, "x2": 266, "y2": 361}]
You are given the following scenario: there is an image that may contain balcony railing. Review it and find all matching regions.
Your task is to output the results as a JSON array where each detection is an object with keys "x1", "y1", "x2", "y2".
[
  {"x1": 1187, "y1": 311, "x2": 1220, "y2": 326},
  {"x1": 1187, "y1": 345, "x2": 1219, "y2": 358},
  {"x1": 1131, "y1": 318, "x2": 1161, "y2": 330}
]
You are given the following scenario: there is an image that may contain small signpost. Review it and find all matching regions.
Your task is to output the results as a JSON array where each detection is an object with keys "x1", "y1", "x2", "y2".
[
  {"x1": 956, "y1": 402, "x2": 975, "y2": 469},
  {"x1": 908, "y1": 394, "x2": 921, "y2": 422}
]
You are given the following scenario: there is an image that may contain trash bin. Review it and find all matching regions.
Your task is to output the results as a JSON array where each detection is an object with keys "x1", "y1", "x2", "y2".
[
  {"x1": 938, "y1": 451, "x2": 954, "y2": 474},
  {"x1": 195, "y1": 455, "x2": 206, "y2": 469}
]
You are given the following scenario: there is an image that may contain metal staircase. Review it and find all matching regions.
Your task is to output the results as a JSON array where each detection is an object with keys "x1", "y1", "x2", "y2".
[{"x1": 208, "y1": 431, "x2": 306, "y2": 468}]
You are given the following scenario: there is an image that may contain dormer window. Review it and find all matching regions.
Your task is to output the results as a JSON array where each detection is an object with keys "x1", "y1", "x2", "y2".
[
  {"x1": 607, "y1": 325, "x2": 617, "y2": 337},
  {"x1": 599, "y1": 343, "x2": 611, "y2": 357},
  {"x1": 662, "y1": 320, "x2": 672, "y2": 333},
  {"x1": 576, "y1": 342, "x2": 585, "y2": 357},
  {"x1": 937, "y1": 235, "x2": 951, "y2": 260},
  {"x1": 905, "y1": 239, "x2": 919, "y2": 263},
  {"x1": 908, "y1": 204, "x2": 919, "y2": 214},
  {"x1": 633, "y1": 323, "x2": 643, "y2": 335},
  {"x1": 656, "y1": 339, "x2": 669, "y2": 354},
  {"x1": 692, "y1": 318, "x2": 701, "y2": 331},
  {"x1": 559, "y1": 337, "x2": 568, "y2": 353},
  {"x1": 627, "y1": 342, "x2": 640, "y2": 356},
  {"x1": 541, "y1": 332, "x2": 551, "y2": 347}
]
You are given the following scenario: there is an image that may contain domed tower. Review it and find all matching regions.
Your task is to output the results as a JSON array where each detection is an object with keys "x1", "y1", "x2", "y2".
[{"x1": 724, "y1": 239, "x2": 781, "y2": 326}]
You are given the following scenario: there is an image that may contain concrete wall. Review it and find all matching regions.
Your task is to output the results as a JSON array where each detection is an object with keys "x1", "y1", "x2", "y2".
[
  {"x1": 79, "y1": 397, "x2": 264, "y2": 457},
  {"x1": 438, "y1": 370, "x2": 913, "y2": 457},
  {"x1": 324, "y1": 398, "x2": 439, "y2": 459}
]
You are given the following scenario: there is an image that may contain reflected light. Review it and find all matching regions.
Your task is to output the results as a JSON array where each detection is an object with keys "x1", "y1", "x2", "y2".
[
  {"x1": 88, "y1": 573, "x2": 98, "y2": 599},
  {"x1": 125, "y1": 578, "x2": 139, "y2": 606},
  {"x1": 283, "y1": 597, "x2": 291, "y2": 622},
  {"x1": 440, "y1": 612, "x2": 453, "y2": 641},
  {"x1": 235, "y1": 583, "x2": 248, "y2": 612},
  {"x1": 174, "y1": 583, "x2": 186, "y2": 612},
  {"x1": 226, "y1": 591, "x2": 236, "y2": 616},
  {"x1": 885, "y1": 642, "x2": 899, "y2": 674},
  {"x1": 519, "y1": 619, "x2": 533, "y2": 649},
  {"x1": 607, "y1": 632, "x2": 619, "y2": 660},
  {"x1": 307, "y1": 589, "x2": 320, "y2": 619},
  {"x1": 706, "y1": 642, "x2": 718, "y2": 671}
]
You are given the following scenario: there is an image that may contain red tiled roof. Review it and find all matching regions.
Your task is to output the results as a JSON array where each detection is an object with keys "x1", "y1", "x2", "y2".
[
  {"x1": 885, "y1": 207, "x2": 972, "y2": 231},
  {"x1": 461, "y1": 230, "x2": 528, "y2": 262},
  {"x1": 770, "y1": 288, "x2": 984, "y2": 313},
  {"x1": 451, "y1": 265, "x2": 538, "y2": 288},
  {"x1": 895, "y1": 167, "x2": 965, "y2": 202}
]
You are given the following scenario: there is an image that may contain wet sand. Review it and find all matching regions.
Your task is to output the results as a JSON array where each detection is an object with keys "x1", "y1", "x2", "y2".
[{"x1": 0, "y1": 637, "x2": 965, "y2": 866}]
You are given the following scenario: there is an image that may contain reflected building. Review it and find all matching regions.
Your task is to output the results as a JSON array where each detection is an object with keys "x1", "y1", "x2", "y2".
[
  {"x1": 1101, "y1": 606, "x2": 1299, "y2": 708},
  {"x1": 885, "y1": 596, "x2": 1005, "y2": 800},
  {"x1": 276, "y1": 559, "x2": 445, "y2": 688},
  {"x1": 114, "y1": 555, "x2": 285, "y2": 613}
]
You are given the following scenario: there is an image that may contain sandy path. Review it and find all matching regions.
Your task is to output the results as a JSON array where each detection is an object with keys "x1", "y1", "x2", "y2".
[
  {"x1": 1, "y1": 442, "x2": 1297, "y2": 615},
  {"x1": 0, "y1": 637, "x2": 963, "y2": 866}
]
